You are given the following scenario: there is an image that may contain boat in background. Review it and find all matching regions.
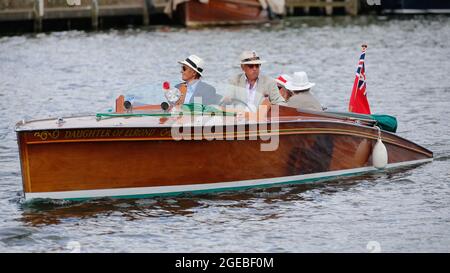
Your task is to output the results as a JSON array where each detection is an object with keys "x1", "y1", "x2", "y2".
[
  {"x1": 173, "y1": 0, "x2": 269, "y2": 27},
  {"x1": 15, "y1": 98, "x2": 433, "y2": 201},
  {"x1": 381, "y1": 0, "x2": 450, "y2": 14}
]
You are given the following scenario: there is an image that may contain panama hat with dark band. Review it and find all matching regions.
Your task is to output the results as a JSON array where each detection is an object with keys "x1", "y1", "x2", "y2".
[
  {"x1": 239, "y1": 50, "x2": 267, "y2": 65},
  {"x1": 178, "y1": 55, "x2": 204, "y2": 76}
]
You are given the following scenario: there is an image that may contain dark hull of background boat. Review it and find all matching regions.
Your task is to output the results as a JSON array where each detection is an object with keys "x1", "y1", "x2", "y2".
[
  {"x1": 175, "y1": 0, "x2": 268, "y2": 27},
  {"x1": 382, "y1": 0, "x2": 450, "y2": 13}
]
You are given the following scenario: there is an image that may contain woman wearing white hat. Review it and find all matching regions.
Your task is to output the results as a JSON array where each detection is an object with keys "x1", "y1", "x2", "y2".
[
  {"x1": 275, "y1": 71, "x2": 323, "y2": 111},
  {"x1": 175, "y1": 54, "x2": 221, "y2": 105}
]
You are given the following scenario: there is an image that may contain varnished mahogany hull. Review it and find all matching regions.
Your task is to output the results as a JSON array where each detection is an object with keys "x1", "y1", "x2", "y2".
[
  {"x1": 17, "y1": 120, "x2": 432, "y2": 200},
  {"x1": 176, "y1": 0, "x2": 268, "y2": 27}
]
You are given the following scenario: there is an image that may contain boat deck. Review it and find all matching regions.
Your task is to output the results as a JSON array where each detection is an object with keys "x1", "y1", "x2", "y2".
[{"x1": 15, "y1": 106, "x2": 369, "y2": 131}]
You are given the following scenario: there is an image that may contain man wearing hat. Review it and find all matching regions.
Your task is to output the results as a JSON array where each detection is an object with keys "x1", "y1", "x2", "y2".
[
  {"x1": 176, "y1": 54, "x2": 221, "y2": 105},
  {"x1": 225, "y1": 50, "x2": 286, "y2": 112},
  {"x1": 275, "y1": 71, "x2": 323, "y2": 111}
]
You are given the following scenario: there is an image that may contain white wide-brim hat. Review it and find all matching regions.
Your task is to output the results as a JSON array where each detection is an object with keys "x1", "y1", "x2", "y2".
[
  {"x1": 284, "y1": 71, "x2": 315, "y2": 91},
  {"x1": 178, "y1": 54, "x2": 204, "y2": 76},
  {"x1": 239, "y1": 50, "x2": 267, "y2": 65}
]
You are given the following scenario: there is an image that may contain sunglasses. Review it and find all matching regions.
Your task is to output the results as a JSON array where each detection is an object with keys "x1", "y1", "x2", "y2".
[
  {"x1": 246, "y1": 64, "x2": 261, "y2": 69},
  {"x1": 182, "y1": 66, "x2": 189, "y2": 72}
]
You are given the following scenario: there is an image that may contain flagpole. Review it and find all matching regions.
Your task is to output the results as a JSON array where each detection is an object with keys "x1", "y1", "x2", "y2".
[{"x1": 353, "y1": 44, "x2": 368, "y2": 100}]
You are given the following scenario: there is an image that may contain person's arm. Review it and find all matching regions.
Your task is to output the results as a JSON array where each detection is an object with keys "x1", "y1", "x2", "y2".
[
  {"x1": 267, "y1": 80, "x2": 287, "y2": 105},
  {"x1": 176, "y1": 83, "x2": 187, "y2": 105},
  {"x1": 202, "y1": 84, "x2": 221, "y2": 105},
  {"x1": 209, "y1": 86, "x2": 223, "y2": 105}
]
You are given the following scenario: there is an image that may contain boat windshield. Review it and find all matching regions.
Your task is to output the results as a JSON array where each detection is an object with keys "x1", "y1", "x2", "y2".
[{"x1": 100, "y1": 81, "x2": 251, "y2": 115}]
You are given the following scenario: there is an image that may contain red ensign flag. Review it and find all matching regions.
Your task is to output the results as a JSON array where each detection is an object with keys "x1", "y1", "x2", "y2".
[{"x1": 349, "y1": 45, "x2": 371, "y2": 114}]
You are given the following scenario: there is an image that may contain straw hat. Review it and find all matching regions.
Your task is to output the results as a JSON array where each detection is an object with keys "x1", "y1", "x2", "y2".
[
  {"x1": 239, "y1": 50, "x2": 267, "y2": 65},
  {"x1": 284, "y1": 71, "x2": 315, "y2": 91},
  {"x1": 178, "y1": 54, "x2": 204, "y2": 76}
]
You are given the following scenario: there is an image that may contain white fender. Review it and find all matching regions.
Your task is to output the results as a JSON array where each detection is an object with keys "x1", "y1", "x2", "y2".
[{"x1": 373, "y1": 129, "x2": 388, "y2": 169}]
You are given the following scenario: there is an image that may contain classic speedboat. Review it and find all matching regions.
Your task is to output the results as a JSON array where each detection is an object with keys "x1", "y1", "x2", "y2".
[{"x1": 15, "y1": 89, "x2": 433, "y2": 201}]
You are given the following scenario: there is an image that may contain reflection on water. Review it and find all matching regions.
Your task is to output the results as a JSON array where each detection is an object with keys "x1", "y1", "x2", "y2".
[{"x1": 1, "y1": 15, "x2": 449, "y2": 252}]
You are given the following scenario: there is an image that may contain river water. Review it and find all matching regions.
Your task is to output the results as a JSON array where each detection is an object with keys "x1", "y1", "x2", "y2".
[{"x1": 0, "y1": 15, "x2": 449, "y2": 253}]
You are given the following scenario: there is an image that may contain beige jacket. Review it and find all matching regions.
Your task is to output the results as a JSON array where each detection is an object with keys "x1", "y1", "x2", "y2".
[
  {"x1": 287, "y1": 91, "x2": 323, "y2": 111},
  {"x1": 226, "y1": 74, "x2": 286, "y2": 107}
]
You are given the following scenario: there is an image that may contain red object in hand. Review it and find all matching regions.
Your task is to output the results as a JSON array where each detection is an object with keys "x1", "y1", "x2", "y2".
[{"x1": 163, "y1": 81, "x2": 170, "y2": 90}]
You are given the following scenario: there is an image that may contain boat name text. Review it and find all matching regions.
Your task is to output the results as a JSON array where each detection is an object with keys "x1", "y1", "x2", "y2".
[{"x1": 33, "y1": 129, "x2": 170, "y2": 140}]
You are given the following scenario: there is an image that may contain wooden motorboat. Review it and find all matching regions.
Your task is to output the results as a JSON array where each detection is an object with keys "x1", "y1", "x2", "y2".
[
  {"x1": 15, "y1": 99, "x2": 433, "y2": 201},
  {"x1": 173, "y1": 0, "x2": 269, "y2": 27}
]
